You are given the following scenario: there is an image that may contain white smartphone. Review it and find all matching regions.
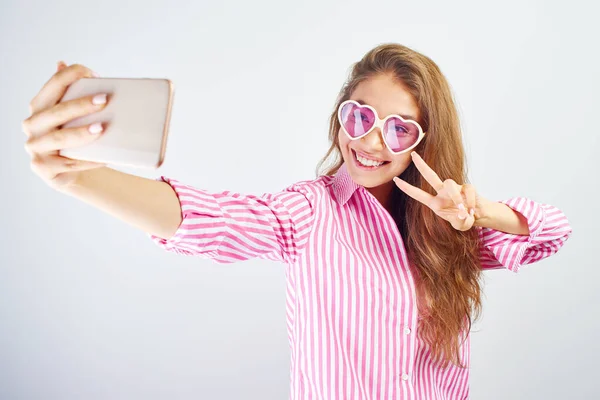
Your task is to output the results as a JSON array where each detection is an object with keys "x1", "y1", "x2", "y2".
[{"x1": 58, "y1": 77, "x2": 174, "y2": 169}]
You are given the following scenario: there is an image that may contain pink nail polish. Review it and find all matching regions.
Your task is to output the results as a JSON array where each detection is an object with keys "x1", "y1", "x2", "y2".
[
  {"x1": 88, "y1": 122, "x2": 103, "y2": 134},
  {"x1": 92, "y1": 94, "x2": 107, "y2": 105}
]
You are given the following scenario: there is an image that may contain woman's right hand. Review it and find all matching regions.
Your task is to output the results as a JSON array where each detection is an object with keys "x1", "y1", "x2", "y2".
[{"x1": 23, "y1": 62, "x2": 109, "y2": 192}]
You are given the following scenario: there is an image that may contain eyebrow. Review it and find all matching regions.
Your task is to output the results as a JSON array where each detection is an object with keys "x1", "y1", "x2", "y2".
[{"x1": 354, "y1": 99, "x2": 417, "y2": 121}]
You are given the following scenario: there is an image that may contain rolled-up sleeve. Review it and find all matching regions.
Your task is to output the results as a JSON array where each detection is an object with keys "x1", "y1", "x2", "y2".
[
  {"x1": 478, "y1": 197, "x2": 572, "y2": 273},
  {"x1": 149, "y1": 177, "x2": 315, "y2": 264}
]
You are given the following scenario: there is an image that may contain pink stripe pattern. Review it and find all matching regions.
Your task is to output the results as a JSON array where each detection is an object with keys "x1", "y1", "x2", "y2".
[{"x1": 150, "y1": 163, "x2": 572, "y2": 399}]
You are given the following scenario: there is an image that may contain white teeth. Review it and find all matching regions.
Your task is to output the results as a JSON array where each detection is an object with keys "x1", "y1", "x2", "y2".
[{"x1": 355, "y1": 152, "x2": 384, "y2": 167}]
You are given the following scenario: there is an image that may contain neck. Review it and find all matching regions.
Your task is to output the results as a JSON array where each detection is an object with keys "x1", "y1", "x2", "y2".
[{"x1": 366, "y1": 181, "x2": 395, "y2": 213}]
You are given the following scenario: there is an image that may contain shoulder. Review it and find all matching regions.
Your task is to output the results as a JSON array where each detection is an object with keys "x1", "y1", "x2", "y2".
[{"x1": 282, "y1": 174, "x2": 334, "y2": 202}]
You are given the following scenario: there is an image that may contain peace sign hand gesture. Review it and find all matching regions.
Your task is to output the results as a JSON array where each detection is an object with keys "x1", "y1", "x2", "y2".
[{"x1": 393, "y1": 152, "x2": 485, "y2": 232}]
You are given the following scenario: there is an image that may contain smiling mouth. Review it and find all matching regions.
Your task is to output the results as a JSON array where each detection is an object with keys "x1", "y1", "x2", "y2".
[{"x1": 352, "y1": 149, "x2": 390, "y2": 169}]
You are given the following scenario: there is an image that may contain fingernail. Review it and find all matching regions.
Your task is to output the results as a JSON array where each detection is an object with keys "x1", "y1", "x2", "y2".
[
  {"x1": 88, "y1": 122, "x2": 103, "y2": 134},
  {"x1": 91, "y1": 70, "x2": 100, "y2": 77},
  {"x1": 470, "y1": 208, "x2": 475, "y2": 216},
  {"x1": 458, "y1": 213, "x2": 466, "y2": 220},
  {"x1": 92, "y1": 94, "x2": 107, "y2": 105},
  {"x1": 458, "y1": 203, "x2": 465, "y2": 210}
]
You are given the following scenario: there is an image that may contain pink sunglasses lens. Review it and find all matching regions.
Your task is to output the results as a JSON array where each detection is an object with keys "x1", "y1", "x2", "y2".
[
  {"x1": 383, "y1": 117, "x2": 421, "y2": 153},
  {"x1": 339, "y1": 102, "x2": 376, "y2": 138}
]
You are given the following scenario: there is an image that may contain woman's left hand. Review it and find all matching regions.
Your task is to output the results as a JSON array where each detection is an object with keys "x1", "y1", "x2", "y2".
[{"x1": 393, "y1": 152, "x2": 487, "y2": 231}]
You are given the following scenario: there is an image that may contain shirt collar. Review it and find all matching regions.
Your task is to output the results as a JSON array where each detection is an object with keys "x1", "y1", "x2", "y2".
[{"x1": 331, "y1": 163, "x2": 361, "y2": 206}]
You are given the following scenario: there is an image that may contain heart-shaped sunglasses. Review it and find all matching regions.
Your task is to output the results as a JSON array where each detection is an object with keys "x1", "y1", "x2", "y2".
[{"x1": 337, "y1": 100, "x2": 426, "y2": 155}]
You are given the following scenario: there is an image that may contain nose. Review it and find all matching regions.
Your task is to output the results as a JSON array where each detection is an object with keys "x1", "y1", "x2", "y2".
[{"x1": 361, "y1": 127, "x2": 386, "y2": 152}]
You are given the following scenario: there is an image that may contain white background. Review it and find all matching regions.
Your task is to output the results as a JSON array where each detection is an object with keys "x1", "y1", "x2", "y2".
[{"x1": 1, "y1": 0, "x2": 596, "y2": 398}]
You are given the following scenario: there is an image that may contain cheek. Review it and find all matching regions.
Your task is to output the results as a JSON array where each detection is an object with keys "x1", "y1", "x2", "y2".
[
  {"x1": 389, "y1": 154, "x2": 413, "y2": 175},
  {"x1": 338, "y1": 128, "x2": 349, "y2": 147},
  {"x1": 338, "y1": 128, "x2": 351, "y2": 155}
]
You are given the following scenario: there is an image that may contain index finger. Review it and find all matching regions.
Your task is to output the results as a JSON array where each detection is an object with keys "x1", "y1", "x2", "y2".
[
  {"x1": 29, "y1": 63, "x2": 97, "y2": 115},
  {"x1": 411, "y1": 151, "x2": 444, "y2": 192}
]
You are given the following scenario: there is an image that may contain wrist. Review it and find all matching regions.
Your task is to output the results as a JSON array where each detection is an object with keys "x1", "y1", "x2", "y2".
[
  {"x1": 473, "y1": 197, "x2": 496, "y2": 228},
  {"x1": 61, "y1": 167, "x2": 108, "y2": 196}
]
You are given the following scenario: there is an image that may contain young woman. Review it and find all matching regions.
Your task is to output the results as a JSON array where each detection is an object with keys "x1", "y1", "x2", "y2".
[{"x1": 23, "y1": 43, "x2": 572, "y2": 400}]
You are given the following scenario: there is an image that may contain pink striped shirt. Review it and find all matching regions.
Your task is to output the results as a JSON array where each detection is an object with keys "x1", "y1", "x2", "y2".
[{"x1": 151, "y1": 163, "x2": 572, "y2": 400}]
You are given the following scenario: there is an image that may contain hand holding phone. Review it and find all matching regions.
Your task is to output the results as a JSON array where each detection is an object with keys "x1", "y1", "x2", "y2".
[
  {"x1": 24, "y1": 63, "x2": 110, "y2": 190},
  {"x1": 59, "y1": 77, "x2": 174, "y2": 168}
]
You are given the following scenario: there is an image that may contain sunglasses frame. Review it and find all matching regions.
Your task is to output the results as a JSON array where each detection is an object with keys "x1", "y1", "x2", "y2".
[{"x1": 337, "y1": 99, "x2": 427, "y2": 155}]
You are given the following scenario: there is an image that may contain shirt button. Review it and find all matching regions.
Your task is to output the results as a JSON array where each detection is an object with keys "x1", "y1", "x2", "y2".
[
  {"x1": 402, "y1": 373, "x2": 409, "y2": 381},
  {"x1": 404, "y1": 327, "x2": 411, "y2": 335}
]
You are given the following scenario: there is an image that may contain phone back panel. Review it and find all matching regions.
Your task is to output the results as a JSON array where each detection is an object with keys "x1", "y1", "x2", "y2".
[{"x1": 59, "y1": 78, "x2": 174, "y2": 168}]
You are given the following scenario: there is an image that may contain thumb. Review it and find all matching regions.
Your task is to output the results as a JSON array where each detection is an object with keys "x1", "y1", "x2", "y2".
[{"x1": 56, "y1": 61, "x2": 67, "y2": 72}]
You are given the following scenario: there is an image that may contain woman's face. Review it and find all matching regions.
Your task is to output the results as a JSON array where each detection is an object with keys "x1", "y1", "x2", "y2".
[{"x1": 338, "y1": 73, "x2": 422, "y2": 190}]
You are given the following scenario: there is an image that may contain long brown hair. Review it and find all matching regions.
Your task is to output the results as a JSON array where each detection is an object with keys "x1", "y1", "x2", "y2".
[{"x1": 316, "y1": 43, "x2": 483, "y2": 368}]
